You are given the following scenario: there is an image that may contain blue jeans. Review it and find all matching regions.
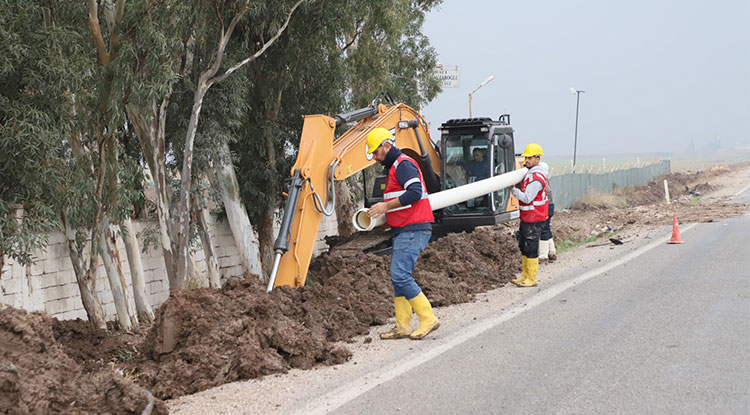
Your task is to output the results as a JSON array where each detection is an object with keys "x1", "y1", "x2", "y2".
[
  {"x1": 390, "y1": 230, "x2": 431, "y2": 299},
  {"x1": 541, "y1": 203, "x2": 555, "y2": 241}
]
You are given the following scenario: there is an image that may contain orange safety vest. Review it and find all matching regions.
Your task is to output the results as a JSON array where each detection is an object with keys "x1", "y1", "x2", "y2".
[
  {"x1": 383, "y1": 154, "x2": 434, "y2": 228},
  {"x1": 518, "y1": 169, "x2": 549, "y2": 223}
]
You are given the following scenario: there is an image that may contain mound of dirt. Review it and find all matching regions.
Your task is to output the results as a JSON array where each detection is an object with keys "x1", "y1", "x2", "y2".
[
  {"x1": 617, "y1": 171, "x2": 710, "y2": 206},
  {"x1": 0, "y1": 307, "x2": 167, "y2": 415}
]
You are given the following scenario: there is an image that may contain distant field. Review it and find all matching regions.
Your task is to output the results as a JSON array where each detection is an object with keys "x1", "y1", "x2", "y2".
[
  {"x1": 542, "y1": 153, "x2": 750, "y2": 175},
  {"x1": 668, "y1": 156, "x2": 750, "y2": 172}
]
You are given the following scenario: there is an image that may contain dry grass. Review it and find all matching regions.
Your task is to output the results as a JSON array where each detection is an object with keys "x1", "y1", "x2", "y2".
[{"x1": 570, "y1": 191, "x2": 628, "y2": 210}]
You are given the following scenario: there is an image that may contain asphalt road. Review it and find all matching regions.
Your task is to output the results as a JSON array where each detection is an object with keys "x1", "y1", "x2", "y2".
[{"x1": 331, "y1": 213, "x2": 750, "y2": 414}]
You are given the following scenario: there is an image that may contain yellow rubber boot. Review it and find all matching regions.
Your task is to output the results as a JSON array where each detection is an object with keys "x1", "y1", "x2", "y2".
[
  {"x1": 408, "y1": 292, "x2": 440, "y2": 340},
  {"x1": 517, "y1": 257, "x2": 539, "y2": 287},
  {"x1": 380, "y1": 297, "x2": 413, "y2": 339},
  {"x1": 511, "y1": 256, "x2": 528, "y2": 285}
]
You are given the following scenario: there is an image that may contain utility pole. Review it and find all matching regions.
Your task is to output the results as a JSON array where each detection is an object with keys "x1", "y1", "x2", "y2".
[
  {"x1": 469, "y1": 75, "x2": 494, "y2": 117},
  {"x1": 570, "y1": 87, "x2": 585, "y2": 168}
]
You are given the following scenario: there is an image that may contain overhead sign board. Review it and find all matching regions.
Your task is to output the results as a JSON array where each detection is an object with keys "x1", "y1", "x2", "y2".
[{"x1": 434, "y1": 65, "x2": 459, "y2": 88}]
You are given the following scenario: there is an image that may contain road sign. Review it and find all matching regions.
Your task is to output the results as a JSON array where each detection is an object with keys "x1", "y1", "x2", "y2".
[{"x1": 434, "y1": 65, "x2": 460, "y2": 88}]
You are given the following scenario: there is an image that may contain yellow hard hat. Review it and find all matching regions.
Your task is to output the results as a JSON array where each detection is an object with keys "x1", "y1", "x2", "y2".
[
  {"x1": 366, "y1": 128, "x2": 393, "y2": 154},
  {"x1": 521, "y1": 143, "x2": 544, "y2": 157}
]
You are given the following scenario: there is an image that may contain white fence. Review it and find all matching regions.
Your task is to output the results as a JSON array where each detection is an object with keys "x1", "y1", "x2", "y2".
[{"x1": 549, "y1": 160, "x2": 671, "y2": 210}]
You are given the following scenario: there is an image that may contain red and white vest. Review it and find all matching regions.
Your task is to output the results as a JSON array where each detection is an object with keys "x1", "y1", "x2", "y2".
[
  {"x1": 518, "y1": 169, "x2": 549, "y2": 223},
  {"x1": 383, "y1": 154, "x2": 434, "y2": 228}
]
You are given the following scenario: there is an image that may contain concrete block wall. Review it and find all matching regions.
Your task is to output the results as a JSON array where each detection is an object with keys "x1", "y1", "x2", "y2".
[
  {"x1": 270, "y1": 210, "x2": 340, "y2": 257},
  {"x1": 315, "y1": 212, "x2": 340, "y2": 255},
  {"x1": 0, "y1": 216, "x2": 244, "y2": 321},
  {"x1": 1, "y1": 211, "x2": 339, "y2": 321}
]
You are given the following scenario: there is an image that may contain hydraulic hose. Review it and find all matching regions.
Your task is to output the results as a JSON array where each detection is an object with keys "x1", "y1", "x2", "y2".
[
  {"x1": 333, "y1": 105, "x2": 378, "y2": 128},
  {"x1": 412, "y1": 126, "x2": 440, "y2": 194},
  {"x1": 311, "y1": 160, "x2": 339, "y2": 216},
  {"x1": 267, "y1": 170, "x2": 304, "y2": 292}
]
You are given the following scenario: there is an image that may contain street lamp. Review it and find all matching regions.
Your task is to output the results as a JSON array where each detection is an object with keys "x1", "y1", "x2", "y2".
[
  {"x1": 468, "y1": 75, "x2": 494, "y2": 117},
  {"x1": 570, "y1": 87, "x2": 585, "y2": 168}
]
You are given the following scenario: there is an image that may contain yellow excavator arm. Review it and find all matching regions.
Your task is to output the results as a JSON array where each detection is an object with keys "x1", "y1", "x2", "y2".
[{"x1": 267, "y1": 101, "x2": 441, "y2": 290}]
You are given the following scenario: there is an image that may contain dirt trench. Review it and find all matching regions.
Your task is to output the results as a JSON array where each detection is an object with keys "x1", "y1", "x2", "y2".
[{"x1": 2, "y1": 165, "x2": 747, "y2": 413}]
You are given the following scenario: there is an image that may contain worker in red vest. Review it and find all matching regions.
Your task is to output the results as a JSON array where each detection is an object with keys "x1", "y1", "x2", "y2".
[
  {"x1": 510, "y1": 143, "x2": 549, "y2": 287},
  {"x1": 366, "y1": 128, "x2": 440, "y2": 340}
]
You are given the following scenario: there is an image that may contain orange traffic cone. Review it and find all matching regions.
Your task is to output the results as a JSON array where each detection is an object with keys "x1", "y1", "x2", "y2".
[{"x1": 667, "y1": 214, "x2": 685, "y2": 244}]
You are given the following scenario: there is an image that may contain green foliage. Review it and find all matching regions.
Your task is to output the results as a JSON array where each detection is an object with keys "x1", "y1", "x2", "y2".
[
  {"x1": 186, "y1": 276, "x2": 206, "y2": 290},
  {"x1": 0, "y1": 0, "x2": 445, "y2": 265},
  {"x1": 342, "y1": 0, "x2": 443, "y2": 108},
  {"x1": 230, "y1": 0, "x2": 444, "y2": 223},
  {"x1": 556, "y1": 232, "x2": 618, "y2": 254},
  {"x1": 138, "y1": 225, "x2": 161, "y2": 255},
  {"x1": 114, "y1": 348, "x2": 132, "y2": 362},
  {"x1": 556, "y1": 238, "x2": 586, "y2": 254},
  {"x1": 0, "y1": 0, "x2": 92, "y2": 263}
]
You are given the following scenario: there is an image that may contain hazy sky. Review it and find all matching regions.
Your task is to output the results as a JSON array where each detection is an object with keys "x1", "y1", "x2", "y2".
[{"x1": 421, "y1": 0, "x2": 750, "y2": 158}]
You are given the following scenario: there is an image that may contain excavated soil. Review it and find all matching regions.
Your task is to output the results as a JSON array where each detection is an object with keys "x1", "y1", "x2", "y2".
[
  {"x1": 1, "y1": 163, "x2": 748, "y2": 413},
  {"x1": 121, "y1": 226, "x2": 520, "y2": 399},
  {"x1": 0, "y1": 308, "x2": 167, "y2": 415}
]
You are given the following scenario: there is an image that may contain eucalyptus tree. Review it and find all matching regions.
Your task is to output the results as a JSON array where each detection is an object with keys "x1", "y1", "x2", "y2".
[
  {"x1": 0, "y1": 0, "x2": 59, "y2": 270},
  {"x1": 331, "y1": 0, "x2": 443, "y2": 237},
  {"x1": 124, "y1": 0, "x2": 305, "y2": 290},
  {"x1": 340, "y1": 0, "x2": 443, "y2": 108},
  {"x1": 80, "y1": 0, "x2": 183, "y2": 330},
  {"x1": 231, "y1": 1, "x2": 350, "y2": 274},
  {"x1": 0, "y1": 0, "x2": 112, "y2": 328},
  {"x1": 230, "y1": 0, "x2": 443, "y2": 271}
]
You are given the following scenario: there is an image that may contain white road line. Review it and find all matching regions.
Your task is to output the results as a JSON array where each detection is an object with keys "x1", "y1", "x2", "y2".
[
  {"x1": 299, "y1": 223, "x2": 698, "y2": 415},
  {"x1": 735, "y1": 182, "x2": 750, "y2": 197}
]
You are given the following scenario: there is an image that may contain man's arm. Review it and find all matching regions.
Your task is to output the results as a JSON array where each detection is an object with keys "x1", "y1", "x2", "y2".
[
  {"x1": 395, "y1": 161, "x2": 423, "y2": 206},
  {"x1": 511, "y1": 180, "x2": 542, "y2": 204},
  {"x1": 367, "y1": 161, "x2": 423, "y2": 218}
]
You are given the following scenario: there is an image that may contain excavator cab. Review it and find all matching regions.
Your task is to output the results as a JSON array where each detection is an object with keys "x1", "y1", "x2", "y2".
[{"x1": 437, "y1": 115, "x2": 519, "y2": 229}]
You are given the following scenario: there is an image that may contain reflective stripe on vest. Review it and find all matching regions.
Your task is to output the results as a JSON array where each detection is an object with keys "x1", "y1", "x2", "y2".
[
  {"x1": 384, "y1": 154, "x2": 434, "y2": 227},
  {"x1": 518, "y1": 170, "x2": 549, "y2": 222}
]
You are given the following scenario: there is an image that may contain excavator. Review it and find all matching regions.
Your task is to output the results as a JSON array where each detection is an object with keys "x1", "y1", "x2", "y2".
[{"x1": 268, "y1": 94, "x2": 522, "y2": 290}]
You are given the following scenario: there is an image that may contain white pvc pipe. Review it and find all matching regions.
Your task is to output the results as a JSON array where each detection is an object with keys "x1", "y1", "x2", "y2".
[
  {"x1": 352, "y1": 208, "x2": 388, "y2": 231},
  {"x1": 352, "y1": 167, "x2": 528, "y2": 232}
]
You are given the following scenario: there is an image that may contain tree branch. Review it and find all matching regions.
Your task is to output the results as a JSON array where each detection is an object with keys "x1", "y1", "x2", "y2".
[
  {"x1": 340, "y1": 19, "x2": 365, "y2": 52},
  {"x1": 211, "y1": 0, "x2": 305, "y2": 85},
  {"x1": 107, "y1": 0, "x2": 127, "y2": 54},
  {"x1": 86, "y1": 0, "x2": 110, "y2": 65}
]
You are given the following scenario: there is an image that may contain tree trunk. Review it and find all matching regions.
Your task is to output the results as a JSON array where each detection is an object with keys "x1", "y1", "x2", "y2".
[
  {"x1": 61, "y1": 214, "x2": 106, "y2": 330},
  {"x1": 126, "y1": 102, "x2": 179, "y2": 290},
  {"x1": 194, "y1": 201, "x2": 221, "y2": 288},
  {"x1": 256, "y1": 208, "x2": 276, "y2": 278},
  {"x1": 121, "y1": 217, "x2": 154, "y2": 323},
  {"x1": 211, "y1": 147, "x2": 263, "y2": 278},
  {"x1": 174, "y1": 81, "x2": 210, "y2": 291},
  {"x1": 99, "y1": 215, "x2": 137, "y2": 331}
]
